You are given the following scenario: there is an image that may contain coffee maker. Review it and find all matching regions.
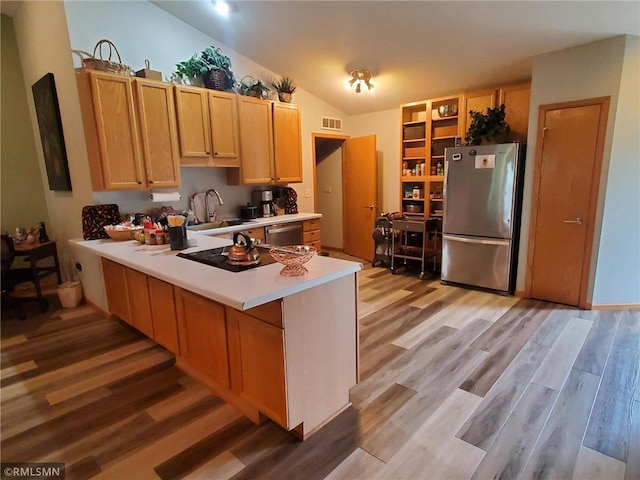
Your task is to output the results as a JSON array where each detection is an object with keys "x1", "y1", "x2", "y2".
[{"x1": 253, "y1": 189, "x2": 276, "y2": 217}]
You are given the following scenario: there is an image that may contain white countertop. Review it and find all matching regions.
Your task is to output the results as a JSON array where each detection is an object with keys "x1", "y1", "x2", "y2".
[
  {"x1": 71, "y1": 221, "x2": 360, "y2": 311},
  {"x1": 194, "y1": 212, "x2": 322, "y2": 236}
]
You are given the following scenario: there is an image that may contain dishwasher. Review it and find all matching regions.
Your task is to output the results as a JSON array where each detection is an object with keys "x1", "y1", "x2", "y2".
[{"x1": 265, "y1": 222, "x2": 303, "y2": 246}]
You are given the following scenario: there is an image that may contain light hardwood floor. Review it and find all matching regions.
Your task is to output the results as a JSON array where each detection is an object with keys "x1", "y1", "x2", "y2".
[{"x1": 1, "y1": 262, "x2": 638, "y2": 480}]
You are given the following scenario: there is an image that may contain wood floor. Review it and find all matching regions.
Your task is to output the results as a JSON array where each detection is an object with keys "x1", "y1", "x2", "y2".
[{"x1": 1, "y1": 263, "x2": 638, "y2": 480}]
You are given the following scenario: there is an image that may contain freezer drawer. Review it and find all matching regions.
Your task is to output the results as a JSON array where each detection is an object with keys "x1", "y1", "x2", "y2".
[{"x1": 442, "y1": 234, "x2": 512, "y2": 292}]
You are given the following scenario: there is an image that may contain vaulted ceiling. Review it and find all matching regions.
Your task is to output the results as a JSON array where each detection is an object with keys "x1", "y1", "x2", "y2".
[{"x1": 152, "y1": 1, "x2": 639, "y2": 115}]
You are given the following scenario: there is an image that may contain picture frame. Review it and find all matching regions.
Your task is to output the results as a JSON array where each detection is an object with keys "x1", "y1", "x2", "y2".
[{"x1": 31, "y1": 72, "x2": 72, "y2": 191}]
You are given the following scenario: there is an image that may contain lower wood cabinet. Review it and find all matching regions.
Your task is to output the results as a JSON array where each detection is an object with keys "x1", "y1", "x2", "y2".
[
  {"x1": 148, "y1": 276, "x2": 180, "y2": 353},
  {"x1": 226, "y1": 307, "x2": 288, "y2": 427},
  {"x1": 303, "y1": 219, "x2": 321, "y2": 251},
  {"x1": 125, "y1": 268, "x2": 156, "y2": 338},
  {"x1": 175, "y1": 288, "x2": 230, "y2": 389},
  {"x1": 102, "y1": 258, "x2": 131, "y2": 324}
]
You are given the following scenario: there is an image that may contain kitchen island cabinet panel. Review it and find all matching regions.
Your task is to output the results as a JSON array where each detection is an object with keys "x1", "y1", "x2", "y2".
[
  {"x1": 148, "y1": 276, "x2": 180, "y2": 354},
  {"x1": 227, "y1": 308, "x2": 288, "y2": 427},
  {"x1": 175, "y1": 287, "x2": 230, "y2": 388},
  {"x1": 102, "y1": 258, "x2": 131, "y2": 324},
  {"x1": 125, "y1": 268, "x2": 155, "y2": 339}
]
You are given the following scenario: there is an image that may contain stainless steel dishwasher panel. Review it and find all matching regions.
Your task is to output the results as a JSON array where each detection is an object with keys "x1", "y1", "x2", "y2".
[{"x1": 265, "y1": 222, "x2": 303, "y2": 246}]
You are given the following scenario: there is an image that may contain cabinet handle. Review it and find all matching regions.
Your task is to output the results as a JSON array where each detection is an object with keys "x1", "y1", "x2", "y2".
[
  {"x1": 205, "y1": 151, "x2": 211, "y2": 155},
  {"x1": 137, "y1": 181, "x2": 142, "y2": 185},
  {"x1": 214, "y1": 152, "x2": 218, "y2": 156},
  {"x1": 149, "y1": 180, "x2": 154, "y2": 184}
]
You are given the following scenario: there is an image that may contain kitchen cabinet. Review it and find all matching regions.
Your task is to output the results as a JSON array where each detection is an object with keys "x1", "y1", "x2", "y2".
[
  {"x1": 101, "y1": 258, "x2": 131, "y2": 324},
  {"x1": 500, "y1": 82, "x2": 531, "y2": 143},
  {"x1": 175, "y1": 287, "x2": 230, "y2": 388},
  {"x1": 228, "y1": 97, "x2": 302, "y2": 185},
  {"x1": 245, "y1": 227, "x2": 265, "y2": 244},
  {"x1": 227, "y1": 307, "x2": 288, "y2": 427},
  {"x1": 148, "y1": 276, "x2": 180, "y2": 354},
  {"x1": 125, "y1": 268, "x2": 155, "y2": 338},
  {"x1": 303, "y1": 219, "x2": 321, "y2": 251},
  {"x1": 461, "y1": 88, "x2": 499, "y2": 139},
  {"x1": 77, "y1": 70, "x2": 180, "y2": 190},
  {"x1": 174, "y1": 86, "x2": 240, "y2": 167}
]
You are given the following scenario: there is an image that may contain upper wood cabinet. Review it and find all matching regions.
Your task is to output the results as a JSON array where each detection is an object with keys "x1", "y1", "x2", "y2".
[
  {"x1": 461, "y1": 88, "x2": 499, "y2": 139},
  {"x1": 229, "y1": 97, "x2": 302, "y2": 185},
  {"x1": 174, "y1": 86, "x2": 240, "y2": 167},
  {"x1": 500, "y1": 82, "x2": 531, "y2": 143},
  {"x1": 77, "y1": 70, "x2": 180, "y2": 191}
]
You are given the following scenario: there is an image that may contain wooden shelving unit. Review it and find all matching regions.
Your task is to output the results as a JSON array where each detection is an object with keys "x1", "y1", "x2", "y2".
[{"x1": 400, "y1": 95, "x2": 463, "y2": 219}]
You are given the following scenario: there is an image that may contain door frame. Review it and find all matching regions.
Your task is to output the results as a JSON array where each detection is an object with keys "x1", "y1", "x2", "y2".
[{"x1": 524, "y1": 96, "x2": 610, "y2": 308}]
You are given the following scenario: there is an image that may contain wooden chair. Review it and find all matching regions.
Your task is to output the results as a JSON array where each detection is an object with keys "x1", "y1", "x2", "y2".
[{"x1": 1, "y1": 234, "x2": 47, "y2": 319}]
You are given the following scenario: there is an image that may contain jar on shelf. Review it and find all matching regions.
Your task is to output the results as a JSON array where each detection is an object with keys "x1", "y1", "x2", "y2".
[
  {"x1": 436, "y1": 161, "x2": 444, "y2": 176},
  {"x1": 402, "y1": 161, "x2": 408, "y2": 176},
  {"x1": 431, "y1": 165, "x2": 437, "y2": 175}
]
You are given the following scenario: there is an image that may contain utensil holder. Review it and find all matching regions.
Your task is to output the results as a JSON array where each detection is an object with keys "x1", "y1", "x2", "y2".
[{"x1": 169, "y1": 225, "x2": 188, "y2": 250}]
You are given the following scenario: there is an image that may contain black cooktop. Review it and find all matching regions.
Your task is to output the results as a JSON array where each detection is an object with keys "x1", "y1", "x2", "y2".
[{"x1": 177, "y1": 246, "x2": 277, "y2": 273}]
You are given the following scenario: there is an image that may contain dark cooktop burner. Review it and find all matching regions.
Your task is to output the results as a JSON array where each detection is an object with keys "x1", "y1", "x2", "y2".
[{"x1": 177, "y1": 246, "x2": 277, "y2": 273}]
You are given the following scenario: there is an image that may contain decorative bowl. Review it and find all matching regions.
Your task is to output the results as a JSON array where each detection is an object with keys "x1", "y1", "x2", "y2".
[
  {"x1": 438, "y1": 104, "x2": 458, "y2": 118},
  {"x1": 104, "y1": 225, "x2": 143, "y2": 241},
  {"x1": 269, "y1": 245, "x2": 317, "y2": 276}
]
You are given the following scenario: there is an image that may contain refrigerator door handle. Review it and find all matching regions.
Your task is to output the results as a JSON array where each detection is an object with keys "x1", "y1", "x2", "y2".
[{"x1": 443, "y1": 234, "x2": 510, "y2": 247}]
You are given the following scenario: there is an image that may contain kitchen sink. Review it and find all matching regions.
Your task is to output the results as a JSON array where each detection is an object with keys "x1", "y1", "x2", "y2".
[{"x1": 186, "y1": 221, "x2": 225, "y2": 231}]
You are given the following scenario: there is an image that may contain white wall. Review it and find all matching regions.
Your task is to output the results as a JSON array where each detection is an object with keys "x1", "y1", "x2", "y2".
[
  {"x1": 317, "y1": 147, "x2": 344, "y2": 249},
  {"x1": 592, "y1": 35, "x2": 640, "y2": 305},
  {"x1": 349, "y1": 108, "x2": 400, "y2": 215},
  {"x1": 516, "y1": 35, "x2": 636, "y2": 305}
]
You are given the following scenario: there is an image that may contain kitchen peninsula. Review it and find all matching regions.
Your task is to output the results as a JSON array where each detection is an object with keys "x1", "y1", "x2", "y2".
[{"x1": 72, "y1": 232, "x2": 361, "y2": 439}]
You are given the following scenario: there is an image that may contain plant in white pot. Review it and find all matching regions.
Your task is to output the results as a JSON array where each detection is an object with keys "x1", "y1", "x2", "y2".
[{"x1": 271, "y1": 75, "x2": 297, "y2": 103}]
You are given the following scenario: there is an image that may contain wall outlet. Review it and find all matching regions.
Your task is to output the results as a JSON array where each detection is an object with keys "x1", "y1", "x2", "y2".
[
  {"x1": 304, "y1": 188, "x2": 312, "y2": 198},
  {"x1": 323, "y1": 186, "x2": 332, "y2": 193}
]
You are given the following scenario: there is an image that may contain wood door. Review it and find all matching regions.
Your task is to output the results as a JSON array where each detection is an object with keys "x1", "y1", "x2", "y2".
[
  {"x1": 500, "y1": 82, "x2": 531, "y2": 143},
  {"x1": 344, "y1": 135, "x2": 377, "y2": 260},
  {"x1": 148, "y1": 276, "x2": 179, "y2": 354},
  {"x1": 134, "y1": 80, "x2": 181, "y2": 188},
  {"x1": 101, "y1": 258, "x2": 131, "y2": 324},
  {"x1": 174, "y1": 86, "x2": 211, "y2": 159},
  {"x1": 461, "y1": 88, "x2": 498, "y2": 137},
  {"x1": 226, "y1": 308, "x2": 288, "y2": 427},
  {"x1": 125, "y1": 268, "x2": 155, "y2": 338},
  {"x1": 238, "y1": 97, "x2": 274, "y2": 184},
  {"x1": 175, "y1": 288, "x2": 229, "y2": 388},
  {"x1": 528, "y1": 98, "x2": 609, "y2": 307},
  {"x1": 208, "y1": 91, "x2": 240, "y2": 167},
  {"x1": 89, "y1": 72, "x2": 144, "y2": 189},
  {"x1": 273, "y1": 103, "x2": 302, "y2": 183}
]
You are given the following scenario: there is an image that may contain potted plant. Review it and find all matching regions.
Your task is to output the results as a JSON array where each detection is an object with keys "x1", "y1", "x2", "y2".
[
  {"x1": 239, "y1": 76, "x2": 271, "y2": 99},
  {"x1": 174, "y1": 46, "x2": 235, "y2": 91},
  {"x1": 200, "y1": 46, "x2": 235, "y2": 91},
  {"x1": 465, "y1": 104, "x2": 510, "y2": 145},
  {"x1": 271, "y1": 75, "x2": 297, "y2": 103}
]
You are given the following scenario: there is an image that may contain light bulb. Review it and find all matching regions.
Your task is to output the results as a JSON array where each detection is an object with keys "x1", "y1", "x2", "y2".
[{"x1": 215, "y1": 0, "x2": 230, "y2": 17}]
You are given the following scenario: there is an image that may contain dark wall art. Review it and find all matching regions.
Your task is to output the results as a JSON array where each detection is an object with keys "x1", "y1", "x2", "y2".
[{"x1": 31, "y1": 72, "x2": 72, "y2": 191}]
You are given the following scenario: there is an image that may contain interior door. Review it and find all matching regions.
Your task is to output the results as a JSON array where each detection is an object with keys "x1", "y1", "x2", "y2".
[
  {"x1": 528, "y1": 99, "x2": 609, "y2": 307},
  {"x1": 344, "y1": 135, "x2": 377, "y2": 260}
]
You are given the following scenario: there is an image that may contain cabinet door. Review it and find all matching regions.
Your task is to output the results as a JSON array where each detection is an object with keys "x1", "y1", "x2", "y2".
[
  {"x1": 134, "y1": 80, "x2": 181, "y2": 188},
  {"x1": 101, "y1": 258, "x2": 131, "y2": 324},
  {"x1": 125, "y1": 268, "x2": 155, "y2": 338},
  {"x1": 174, "y1": 86, "x2": 211, "y2": 159},
  {"x1": 175, "y1": 288, "x2": 229, "y2": 388},
  {"x1": 89, "y1": 72, "x2": 144, "y2": 189},
  {"x1": 500, "y1": 83, "x2": 531, "y2": 143},
  {"x1": 226, "y1": 308, "x2": 288, "y2": 427},
  {"x1": 238, "y1": 97, "x2": 274, "y2": 184},
  {"x1": 208, "y1": 91, "x2": 240, "y2": 166},
  {"x1": 148, "y1": 276, "x2": 179, "y2": 354},
  {"x1": 273, "y1": 103, "x2": 302, "y2": 183},
  {"x1": 461, "y1": 88, "x2": 498, "y2": 139}
]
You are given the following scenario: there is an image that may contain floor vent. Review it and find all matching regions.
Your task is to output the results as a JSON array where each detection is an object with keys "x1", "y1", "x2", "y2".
[{"x1": 321, "y1": 116, "x2": 343, "y2": 131}]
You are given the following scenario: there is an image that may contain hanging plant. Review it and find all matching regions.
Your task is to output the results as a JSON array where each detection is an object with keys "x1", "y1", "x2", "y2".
[{"x1": 465, "y1": 104, "x2": 510, "y2": 145}]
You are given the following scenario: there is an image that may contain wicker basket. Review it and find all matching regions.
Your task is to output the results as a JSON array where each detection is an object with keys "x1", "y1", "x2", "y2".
[
  {"x1": 203, "y1": 68, "x2": 228, "y2": 90},
  {"x1": 79, "y1": 39, "x2": 131, "y2": 76}
]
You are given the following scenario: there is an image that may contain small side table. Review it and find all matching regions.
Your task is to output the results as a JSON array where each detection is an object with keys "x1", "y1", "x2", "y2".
[{"x1": 13, "y1": 241, "x2": 62, "y2": 310}]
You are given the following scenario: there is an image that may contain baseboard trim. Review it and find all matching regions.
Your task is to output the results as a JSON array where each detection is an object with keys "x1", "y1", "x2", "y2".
[
  {"x1": 590, "y1": 303, "x2": 640, "y2": 310},
  {"x1": 514, "y1": 290, "x2": 528, "y2": 298},
  {"x1": 321, "y1": 246, "x2": 343, "y2": 252},
  {"x1": 85, "y1": 298, "x2": 110, "y2": 317}
]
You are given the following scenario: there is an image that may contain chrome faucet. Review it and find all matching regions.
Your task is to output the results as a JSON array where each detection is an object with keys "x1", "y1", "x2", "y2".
[{"x1": 205, "y1": 189, "x2": 224, "y2": 222}]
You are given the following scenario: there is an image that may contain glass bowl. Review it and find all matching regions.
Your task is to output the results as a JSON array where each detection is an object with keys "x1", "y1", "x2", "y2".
[{"x1": 269, "y1": 245, "x2": 317, "y2": 276}]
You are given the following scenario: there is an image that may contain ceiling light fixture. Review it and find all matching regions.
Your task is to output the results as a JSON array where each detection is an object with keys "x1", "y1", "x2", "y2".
[
  {"x1": 214, "y1": 0, "x2": 230, "y2": 17},
  {"x1": 348, "y1": 69, "x2": 374, "y2": 93}
]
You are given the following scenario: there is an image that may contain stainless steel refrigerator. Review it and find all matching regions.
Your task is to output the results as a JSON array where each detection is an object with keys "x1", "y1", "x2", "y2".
[{"x1": 441, "y1": 143, "x2": 525, "y2": 293}]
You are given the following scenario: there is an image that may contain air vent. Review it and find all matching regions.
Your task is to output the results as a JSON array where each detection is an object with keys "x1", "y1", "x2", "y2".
[{"x1": 321, "y1": 116, "x2": 342, "y2": 131}]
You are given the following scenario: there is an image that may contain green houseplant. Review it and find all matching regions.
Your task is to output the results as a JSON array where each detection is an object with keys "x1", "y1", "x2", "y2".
[
  {"x1": 239, "y1": 76, "x2": 271, "y2": 99},
  {"x1": 174, "y1": 46, "x2": 235, "y2": 90},
  {"x1": 465, "y1": 104, "x2": 510, "y2": 145},
  {"x1": 271, "y1": 75, "x2": 297, "y2": 103}
]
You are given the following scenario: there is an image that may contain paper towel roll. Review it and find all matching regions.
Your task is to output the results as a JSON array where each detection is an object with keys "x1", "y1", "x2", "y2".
[{"x1": 150, "y1": 192, "x2": 181, "y2": 203}]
